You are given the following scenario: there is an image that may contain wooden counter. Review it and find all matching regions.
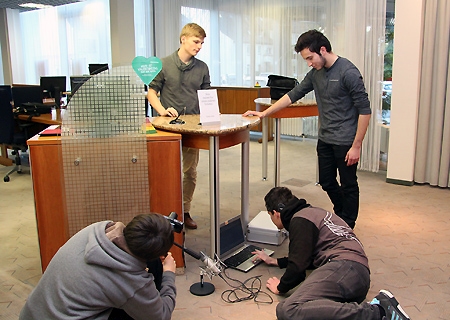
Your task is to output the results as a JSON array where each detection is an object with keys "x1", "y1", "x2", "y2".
[{"x1": 28, "y1": 130, "x2": 184, "y2": 272}]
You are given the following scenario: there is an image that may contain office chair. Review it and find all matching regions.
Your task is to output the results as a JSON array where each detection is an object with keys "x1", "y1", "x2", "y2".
[{"x1": 0, "y1": 86, "x2": 32, "y2": 182}]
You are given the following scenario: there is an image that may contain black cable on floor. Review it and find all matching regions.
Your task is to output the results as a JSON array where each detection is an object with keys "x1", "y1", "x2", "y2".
[{"x1": 218, "y1": 268, "x2": 274, "y2": 304}]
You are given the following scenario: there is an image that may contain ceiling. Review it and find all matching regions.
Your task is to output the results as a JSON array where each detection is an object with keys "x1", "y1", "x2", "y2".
[
  {"x1": 0, "y1": 0, "x2": 396, "y2": 14},
  {"x1": 0, "y1": 0, "x2": 84, "y2": 12}
]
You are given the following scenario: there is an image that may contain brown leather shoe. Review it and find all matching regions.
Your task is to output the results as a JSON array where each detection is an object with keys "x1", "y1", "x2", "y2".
[{"x1": 184, "y1": 212, "x2": 198, "y2": 229}]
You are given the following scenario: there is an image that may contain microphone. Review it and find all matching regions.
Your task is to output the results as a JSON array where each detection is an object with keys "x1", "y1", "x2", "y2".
[
  {"x1": 199, "y1": 251, "x2": 223, "y2": 277},
  {"x1": 173, "y1": 242, "x2": 201, "y2": 260},
  {"x1": 169, "y1": 212, "x2": 223, "y2": 280},
  {"x1": 169, "y1": 107, "x2": 186, "y2": 124},
  {"x1": 173, "y1": 242, "x2": 223, "y2": 278}
]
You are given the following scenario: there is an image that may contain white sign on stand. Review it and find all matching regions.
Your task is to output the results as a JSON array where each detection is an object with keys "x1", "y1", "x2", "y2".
[{"x1": 198, "y1": 89, "x2": 220, "y2": 124}]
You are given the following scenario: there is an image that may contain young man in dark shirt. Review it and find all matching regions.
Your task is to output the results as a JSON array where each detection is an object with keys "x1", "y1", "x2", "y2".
[
  {"x1": 244, "y1": 30, "x2": 371, "y2": 229},
  {"x1": 253, "y1": 187, "x2": 410, "y2": 320},
  {"x1": 148, "y1": 23, "x2": 211, "y2": 229}
]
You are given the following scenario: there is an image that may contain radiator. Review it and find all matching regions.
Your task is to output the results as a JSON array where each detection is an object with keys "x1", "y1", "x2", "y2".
[{"x1": 280, "y1": 117, "x2": 318, "y2": 138}]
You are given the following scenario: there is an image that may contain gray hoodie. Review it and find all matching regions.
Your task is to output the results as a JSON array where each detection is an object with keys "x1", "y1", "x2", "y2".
[{"x1": 20, "y1": 221, "x2": 176, "y2": 320}]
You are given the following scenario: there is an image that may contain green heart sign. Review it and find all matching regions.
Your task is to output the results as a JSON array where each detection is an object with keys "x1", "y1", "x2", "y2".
[{"x1": 132, "y1": 56, "x2": 162, "y2": 85}]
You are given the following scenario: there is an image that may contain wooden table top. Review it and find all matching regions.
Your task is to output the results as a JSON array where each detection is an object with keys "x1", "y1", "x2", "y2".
[
  {"x1": 17, "y1": 109, "x2": 64, "y2": 125},
  {"x1": 254, "y1": 98, "x2": 319, "y2": 118},
  {"x1": 151, "y1": 114, "x2": 260, "y2": 136}
]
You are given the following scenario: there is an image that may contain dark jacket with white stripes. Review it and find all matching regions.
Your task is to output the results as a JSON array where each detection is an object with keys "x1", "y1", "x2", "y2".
[{"x1": 276, "y1": 197, "x2": 369, "y2": 294}]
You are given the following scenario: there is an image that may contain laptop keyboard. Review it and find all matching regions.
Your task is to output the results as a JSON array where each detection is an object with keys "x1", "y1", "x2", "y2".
[{"x1": 223, "y1": 245, "x2": 262, "y2": 267}]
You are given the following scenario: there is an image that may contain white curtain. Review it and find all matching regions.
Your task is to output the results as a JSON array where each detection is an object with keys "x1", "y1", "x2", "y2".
[
  {"x1": 5, "y1": 0, "x2": 386, "y2": 172},
  {"x1": 134, "y1": 0, "x2": 154, "y2": 57},
  {"x1": 414, "y1": 0, "x2": 450, "y2": 187},
  {"x1": 344, "y1": 0, "x2": 386, "y2": 172},
  {"x1": 7, "y1": 0, "x2": 111, "y2": 87},
  {"x1": 152, "y1": 0, "x2": 385, "y2": 171}
]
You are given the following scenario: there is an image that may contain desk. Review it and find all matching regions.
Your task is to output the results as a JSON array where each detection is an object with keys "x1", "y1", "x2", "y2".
[
  {"x1": 27, "y1": 130, "x2": 184, "y2": 272},
  {"x1": 17, "y1": 108, "x2": 64, "y2": 125},
  {"x1": 1, "y1": 110, "x2": 63, "y2": 167},
  {"x1": 0, "y1": 145, "x2": 13, "y2": 166},
  {"x1": 255, "y1": 98, "x2": 318, "y2": 186},
  {"x1": 151, "y1": 114, "x2": 260, "y2": 258},
  {"x1": 1, "y1": 110, "x2": 63, "y2": 166}
]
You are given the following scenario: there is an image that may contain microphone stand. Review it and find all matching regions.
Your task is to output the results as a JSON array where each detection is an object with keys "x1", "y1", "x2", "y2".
[
  {"x1": 190, "y1": 270, "x2": 215, "y2": 296},
  {"x1": 173, "y1": 242, "x2": 216, "y2": 296}
]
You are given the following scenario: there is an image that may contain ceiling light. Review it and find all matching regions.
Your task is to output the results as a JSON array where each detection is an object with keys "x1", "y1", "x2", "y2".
[{"x1": 19, "y1": 3, "x2": 54, "y2": 9}]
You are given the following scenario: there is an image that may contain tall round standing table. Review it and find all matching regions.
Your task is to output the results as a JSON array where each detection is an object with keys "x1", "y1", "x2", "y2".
[
  {"x1": 255, "y1": 97, "x2": 318, "y2": 186},
  {"x1": 151, "y1": 114, "x2": 260, "y2": 258}
]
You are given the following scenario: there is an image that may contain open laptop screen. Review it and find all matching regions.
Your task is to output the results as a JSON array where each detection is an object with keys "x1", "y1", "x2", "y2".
[{"x1": 220, "y1": 216, "x2": 246, "y2": 257}]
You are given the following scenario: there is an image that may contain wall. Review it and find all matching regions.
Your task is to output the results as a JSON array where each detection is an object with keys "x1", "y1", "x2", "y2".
[
  {"x1": 386, "y1": 0, "x2": 424, "y2": 185},
  {"x1": 0, "y1": 9, "x2": 11, "y2": 84},
  {"x1": 109, "y1": 0, "x2": 136, "y2": 67}
]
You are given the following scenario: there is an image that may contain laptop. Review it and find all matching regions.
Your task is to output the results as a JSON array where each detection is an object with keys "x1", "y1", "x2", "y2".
[{"x1": 220, "y1": 215, "x2": 274, "y2": 272}]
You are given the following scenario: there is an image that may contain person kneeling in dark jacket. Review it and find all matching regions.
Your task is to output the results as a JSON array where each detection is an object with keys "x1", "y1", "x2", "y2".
[{"x1": 253, "y1": 187, "x2": 410, "y2": 320}]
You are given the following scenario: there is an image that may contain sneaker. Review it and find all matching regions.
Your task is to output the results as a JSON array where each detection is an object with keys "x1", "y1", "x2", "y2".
[
  {"x1": 184, "y1": 212, "x2": 198, "y2": 229},
  {"x1": 370, "y1": 290, "x2": 411, "y2": 320}
]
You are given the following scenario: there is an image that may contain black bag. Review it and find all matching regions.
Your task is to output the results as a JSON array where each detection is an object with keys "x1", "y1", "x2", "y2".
[
  {"x1": 267, "y1": 74, "x2": 299, "y2": 100},
  {"x1": 14, "y1": 102, "x2": 52, "y2": 117}
]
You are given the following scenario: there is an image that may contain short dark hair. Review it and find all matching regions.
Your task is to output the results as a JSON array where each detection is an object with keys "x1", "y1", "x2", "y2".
[
  {"x1": 295, "y1": 29, "x2": 332, "y2": 54},
  {"x1": 124, "y1": 213, "x2": 174, "y2": 261},
  {"x1": 264, "y1": 187, "x2": 296, "y2": 214}
]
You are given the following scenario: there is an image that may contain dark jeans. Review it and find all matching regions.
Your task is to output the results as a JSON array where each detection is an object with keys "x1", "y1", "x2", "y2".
[
  {"x1": 317, "y1": 139, "x2": 359, "y2": 228},
  {"x1": 276, "y1": 260, "x2": 380, "y2": 320}
]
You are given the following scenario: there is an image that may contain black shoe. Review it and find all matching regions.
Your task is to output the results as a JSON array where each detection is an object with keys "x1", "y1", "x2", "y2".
[
  {"x1": 370, "y1": 290, "x2": 410, "y2": 320},
  {"x1": 184, "y1": 212, "x2": 197, "y2": 229}
]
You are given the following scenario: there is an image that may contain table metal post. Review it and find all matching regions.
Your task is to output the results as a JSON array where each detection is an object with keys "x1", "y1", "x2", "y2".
[
  {"x1": 241, "y1": 135, "x2": 250, "y2": 228},
  {"x1": 262, "y1": 116, "x2": 268, "y2": 180},
  {"x1": 209, "y1": 136, "x2": 220, "y2": 258},
  {"x1": 274, "y1": 118, "x2": 281, "y2": 187}
]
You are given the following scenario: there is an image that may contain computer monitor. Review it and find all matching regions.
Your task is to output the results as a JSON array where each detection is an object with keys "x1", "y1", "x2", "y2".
[
  {"x1": 40, "y1": 76, "x2": 67, "y2": 99},
  {"x1": 0, "y1": 85, "x2": 12, "y2": 103},
  {"x1": 11, "y1": 86, "x2": 42, "y2": 107},
  {"x1": 89, "y1": 63, "x2": 109, "y2": 75},
  {"x1": 70, "y1": 76, "x2": 91, "y2": 95}
]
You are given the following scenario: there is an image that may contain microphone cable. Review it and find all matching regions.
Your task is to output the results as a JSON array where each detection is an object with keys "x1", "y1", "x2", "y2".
[
  {"x1": 218, "y1": 268, "x2": 274, "y2": 305},
  {"x1": 173, "y1": 241, "x2": 273, "y2": 304}
]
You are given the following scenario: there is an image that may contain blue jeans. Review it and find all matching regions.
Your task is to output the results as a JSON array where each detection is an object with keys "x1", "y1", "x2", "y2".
[
  {"x1": 276, "y1": 260, "x2": 380, "y2": 320},
  {"x1": 317, "y1": 140, "x2": 359, "y2": 228}
]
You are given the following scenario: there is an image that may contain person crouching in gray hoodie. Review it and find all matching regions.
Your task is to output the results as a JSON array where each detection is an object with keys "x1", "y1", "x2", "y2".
[{"x1": 20, "y1": 213, "x2": 177, "y2": 320}]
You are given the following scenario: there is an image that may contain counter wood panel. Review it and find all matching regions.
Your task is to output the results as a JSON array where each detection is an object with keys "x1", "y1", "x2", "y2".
[
  {"x1": 147, "y1": 139, "x2": 183, "y2": 216},
  {"x1": 213, "y1": 86, "x2": 271, "y2": 136},
  {"x1": 28, "y1": 143, "x2": 68, "y2": 270}
]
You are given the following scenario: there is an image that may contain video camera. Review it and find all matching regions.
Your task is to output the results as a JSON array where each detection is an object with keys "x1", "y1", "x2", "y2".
[{"x1": 165, "y1": 212, "x2": 184, "y2": 233}]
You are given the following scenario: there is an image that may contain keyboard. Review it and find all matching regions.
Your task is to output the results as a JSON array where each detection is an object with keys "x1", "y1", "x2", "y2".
[{"x1": 223, "y1": 245, "x2": 262, "y2": 267}]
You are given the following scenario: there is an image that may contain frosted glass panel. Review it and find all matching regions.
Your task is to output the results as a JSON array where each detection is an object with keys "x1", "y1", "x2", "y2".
[{"x1": 61, "y1": 66, "x2": 150, "y2": 236}]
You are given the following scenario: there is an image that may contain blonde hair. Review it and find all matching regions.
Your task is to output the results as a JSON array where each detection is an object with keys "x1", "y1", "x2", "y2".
[{"x1": 179, "y1": 23, "x2": 206, "y2": 43}]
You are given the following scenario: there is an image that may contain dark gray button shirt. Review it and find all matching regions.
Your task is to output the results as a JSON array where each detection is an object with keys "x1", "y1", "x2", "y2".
[{"x1": 149, "y1": 50, "x2": 211, "y2": 115}]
